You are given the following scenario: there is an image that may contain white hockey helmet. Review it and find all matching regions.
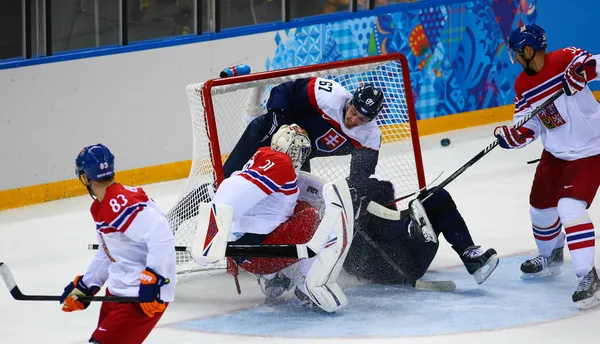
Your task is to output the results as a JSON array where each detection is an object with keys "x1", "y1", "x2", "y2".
[{"x1": 271, "y1": 124, "x2": 312, "y2": 171}]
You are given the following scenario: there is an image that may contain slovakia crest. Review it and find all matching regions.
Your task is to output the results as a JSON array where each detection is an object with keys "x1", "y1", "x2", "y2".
[{"x1": 316, "y1": 128, "x2": 347, "y2": 152}]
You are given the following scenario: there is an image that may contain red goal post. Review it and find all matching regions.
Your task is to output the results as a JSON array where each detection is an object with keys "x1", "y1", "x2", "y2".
[{"x1": 168, "y1": 53, "x2": 426, "y2": 274}]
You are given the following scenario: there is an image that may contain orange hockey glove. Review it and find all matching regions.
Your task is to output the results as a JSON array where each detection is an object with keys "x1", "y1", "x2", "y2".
[{"x1": 139, "y1": 267, "x2": 170, "y2": 317}]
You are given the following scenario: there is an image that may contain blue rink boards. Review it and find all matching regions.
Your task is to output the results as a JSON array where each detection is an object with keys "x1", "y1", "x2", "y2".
[{"x1": 172, "y1": 255, "x2": 584, "y2": 338}]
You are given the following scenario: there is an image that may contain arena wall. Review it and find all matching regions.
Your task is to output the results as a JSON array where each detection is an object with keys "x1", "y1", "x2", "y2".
[{"x1": 1, "y1": 0, "x2": 598, "y2": 210}]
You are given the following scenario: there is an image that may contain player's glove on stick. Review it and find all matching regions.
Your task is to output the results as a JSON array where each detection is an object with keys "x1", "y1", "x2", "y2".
[
  {"x1": 139, "y1": 267, "x2": 170, "y2": 317},
  {"x1": 494, "y1": 125, "x2": 534, "y2": 149},
  {"x1": 563, "y1": 55, "x2": 598, "y2": 96},
  {"x1": 59, "y1": 275, "x2": 100, "y2": 312}
]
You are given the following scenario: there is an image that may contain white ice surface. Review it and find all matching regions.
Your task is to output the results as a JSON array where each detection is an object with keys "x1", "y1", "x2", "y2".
[{"x1": 1, "y1": 123, "x2": 600, "y2": 344}]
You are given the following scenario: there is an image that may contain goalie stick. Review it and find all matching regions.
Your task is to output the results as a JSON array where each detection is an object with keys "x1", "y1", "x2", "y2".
[
  {"x1": 88, "y1": 243, "x2": 319, "y2": 259},
  {"x1": 368, "y1": 89, "x2": 565, "y2": 220},
  {"x1": 0, "y1": 262, "x2": 138, "y2": 302},
  {"x1": 355, "y1": 231, "x2": 456, "y2": 292}
]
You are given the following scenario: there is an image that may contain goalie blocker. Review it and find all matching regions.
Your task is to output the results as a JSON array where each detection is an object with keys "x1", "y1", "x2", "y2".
[{"x1": 191, "y1": 178, "x2": 355, "y2": 313}]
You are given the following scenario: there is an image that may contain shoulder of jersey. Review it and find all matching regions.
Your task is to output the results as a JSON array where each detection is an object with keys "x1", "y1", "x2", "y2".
[
  {"x1": 97, "y1": 184, "x2": 150, "y2": 223},
  {"x1": 246, "y1": 148, "x2": 296, "y2": 184}
]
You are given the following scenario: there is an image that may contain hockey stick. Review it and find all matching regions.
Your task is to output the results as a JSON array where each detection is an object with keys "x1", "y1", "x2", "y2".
[
  {"x1": 365, "y1": 171, "x2": 444, "y2": 220},
  {"x1": 355, "y1": 231, "x2": 456, "y2": 292},
  {"x1": 371, "y1": 89, "x2": 565, "y2": 220},
  {"x1": 0, "y1": 262, "x2": 138, "y2": 302},
  {"x1": 88, "y1": 243, "x2": 319, "y2": 259}
]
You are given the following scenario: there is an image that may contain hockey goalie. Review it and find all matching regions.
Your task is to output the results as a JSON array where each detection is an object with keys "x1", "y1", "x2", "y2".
[{"x1": 191, "y1": 124, "x2": 354, "y2": 313}]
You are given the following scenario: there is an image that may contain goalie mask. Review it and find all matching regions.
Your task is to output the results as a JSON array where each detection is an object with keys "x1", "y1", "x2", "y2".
[{"x1": 271, "y1": 124, "x2": 312, "y2": 171}]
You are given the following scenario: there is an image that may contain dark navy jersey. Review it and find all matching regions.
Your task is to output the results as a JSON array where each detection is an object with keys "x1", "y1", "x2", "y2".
[{"x1": 266, "y1": 77, "x2": 382, "y2": 180}]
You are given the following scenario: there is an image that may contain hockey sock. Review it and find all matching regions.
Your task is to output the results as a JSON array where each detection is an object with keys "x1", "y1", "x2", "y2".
[
  {"x1": 530, "y1": 206, "x2": 564, "y2": 257},
  {"x1": 423, "y1": 188, "x2": 474, "y2": 253},
  {"x1": 558, "y1": 198, "x2": 595, "y2": 277}
]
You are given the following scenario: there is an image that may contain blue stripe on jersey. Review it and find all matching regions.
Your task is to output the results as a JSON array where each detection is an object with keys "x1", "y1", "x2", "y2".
[
  {"x1": 522, "y1": 74, "x2": 562, "y2": 100},
  {"x1": 281, "y1": 181, "x2": 298, "y2": 190},
  {"x1": 95, "y1": 202, "x2": 147, "y2": 231},
  {"x1": 242, "y1": 169, "x2": 281, "y2": 193}
]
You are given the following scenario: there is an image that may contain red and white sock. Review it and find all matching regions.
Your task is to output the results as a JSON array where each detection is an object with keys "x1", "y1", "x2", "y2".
[
  {"x1": 558, "y1": 198, "x2": 595, "y2": 277},
  {"x1": 530, "y1": 206, "x2": 564, "y2": 257}
]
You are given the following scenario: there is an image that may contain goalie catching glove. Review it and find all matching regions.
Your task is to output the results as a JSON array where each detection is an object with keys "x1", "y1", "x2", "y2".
[
  {"x1": 59, "y1": 275, "x2": 100, "y2": 312},
  {"x1": 139, "y1": 267, "x2": 170, "y2": 317}
]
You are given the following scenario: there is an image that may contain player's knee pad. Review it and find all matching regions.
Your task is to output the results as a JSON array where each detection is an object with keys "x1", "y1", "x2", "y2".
[
  {"x1": 557, "y1": 198, "x2": 588, "y2": 224},
  {"x1": 422, "y1": 188, "x2": 455, "y2": 213},
  {"x1": 529, "y1": 205, "x2": 560, "y2": 228}
]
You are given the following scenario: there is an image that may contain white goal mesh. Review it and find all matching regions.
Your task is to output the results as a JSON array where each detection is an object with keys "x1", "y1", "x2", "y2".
[{"x1": 167, "y1": 53, "x2": 425, "y2": 274}]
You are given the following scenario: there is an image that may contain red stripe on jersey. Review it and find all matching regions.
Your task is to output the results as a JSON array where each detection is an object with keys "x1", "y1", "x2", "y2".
[
  {"x1": 118, "y1": 205, "x2": 145, "y2": 233},
  {"x1": 99, "y1": 227, "x2": 119, "y2": 234},
  {"x1": 527, "y1": 83, "x2": 563, "y2": 106},
  {"x1": 240, "y1": 172, "x2": 274, "y2": 195},
  {"x1": 279, "y1": 187, "x2": 298, "y2": 195},
  {"x1": 251, "y1": 148, "x2": 297, "y2": 186},
  {"x1": 568, "y1": 240, "x2": 595, "y2": 250},
  {"x1": 307, "y1": 77, "x2": 363, "y2": 149},
  {"x1": 566, "y1": 222, "x2": 595, "y2": 234}
]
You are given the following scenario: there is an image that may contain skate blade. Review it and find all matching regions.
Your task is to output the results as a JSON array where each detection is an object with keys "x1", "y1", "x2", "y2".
[
  {"x1": 520, "y1": 266, "x2": 561, "y2": 280},
  {"x1": 474, "y1": 254, "x2": 499, "y2": 285},
  {"x1": 576, "y1": 290, "x2": 600, "y2": 310}
]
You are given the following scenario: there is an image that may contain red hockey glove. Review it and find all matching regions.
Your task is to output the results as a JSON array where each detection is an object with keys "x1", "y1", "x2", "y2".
[
  {"x1": 59, "y1": 275, "x2": 100, "y2": 312},
  {"x1": 494, "y1": 125, "x2": 534, "y2": 149},
  {"x1": 563, "y1": 55, "x2": 598, "y2": 96},
  {"x1": 139, "y1": 267, "x2": 170, "y2": 317}
]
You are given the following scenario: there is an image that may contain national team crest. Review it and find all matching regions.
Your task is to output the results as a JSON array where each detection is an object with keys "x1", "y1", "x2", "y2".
[
  {"x1": 316, "y1": 128, "x2": 347, "y2": 152},
  {"x1": 538, "y1": 103, "x2": 566, "y2": 130}
]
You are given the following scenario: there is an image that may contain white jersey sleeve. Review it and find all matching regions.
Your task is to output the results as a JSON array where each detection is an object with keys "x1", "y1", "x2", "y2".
[{"x1": 82, "y1": 236, "x2": 111, "y2": 287}]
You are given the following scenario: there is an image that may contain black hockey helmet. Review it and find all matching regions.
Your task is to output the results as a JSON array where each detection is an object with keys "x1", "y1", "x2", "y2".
[{"x1": 351, "y1": 83, "x2": 384, "y2": 120}]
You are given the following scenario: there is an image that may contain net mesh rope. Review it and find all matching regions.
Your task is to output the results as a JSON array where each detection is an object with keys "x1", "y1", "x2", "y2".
[{"x1": 167, "y1": 58, "x2": 422, "y2": 274}]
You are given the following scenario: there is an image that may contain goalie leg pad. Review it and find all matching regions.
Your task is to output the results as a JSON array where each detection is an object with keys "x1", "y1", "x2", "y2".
[
  {"x1": 191, "y1": 203, "x2": 233, "y2": 265},
  {"x1": 304, "y1": 179, "x2": 355, "y2": 313}
]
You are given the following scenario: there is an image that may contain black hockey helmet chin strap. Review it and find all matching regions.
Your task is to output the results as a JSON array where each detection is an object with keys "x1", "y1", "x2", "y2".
[
  {"x1": 521, "y1": 48, "x2": 539, "y2": 76},
  {"x1": 78, "y1": 174, "x2": 97, "y2": 200}
]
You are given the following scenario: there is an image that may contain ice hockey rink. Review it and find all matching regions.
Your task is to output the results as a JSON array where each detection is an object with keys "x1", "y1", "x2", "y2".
[{"x1": 1, "y1": 123, "x2": 600, "y2": 344}]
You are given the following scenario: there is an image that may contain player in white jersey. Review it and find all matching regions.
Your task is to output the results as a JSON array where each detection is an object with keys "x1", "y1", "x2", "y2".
[
  {"x1": 494, "y1": 24, "x2": 600, "y2": 309},
  {"x1": 210, "y1": 124, "x2": 355, "y2": 312},
  {"x1": 59, "y1": 144, "x2": 176, "y2": 343}
]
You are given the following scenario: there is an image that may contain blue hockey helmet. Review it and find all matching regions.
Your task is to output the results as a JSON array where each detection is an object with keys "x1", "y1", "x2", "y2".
[
  {"x1": 507, "y1": 24, "x2": 547, "y2": 63},
  {"x1": 75, "y1": 144, "x2": 115, "y2": 181},
  {"x1": 351, "y1": 83, "x2": 384, "y2": 120}
]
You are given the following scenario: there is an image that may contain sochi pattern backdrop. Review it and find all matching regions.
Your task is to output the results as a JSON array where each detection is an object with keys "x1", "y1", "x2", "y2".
[{"x1": 266, "y1": 0, "x2": 596, "y2": 120}]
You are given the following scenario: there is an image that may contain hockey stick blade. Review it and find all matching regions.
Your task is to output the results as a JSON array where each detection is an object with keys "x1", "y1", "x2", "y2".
[
  {"x1": 0, "y1": 262, "x2": 138, "y2": 302},
  {"x1": 412, "y1": 279, "x2": 456, "y2": 292},
  {"x1": 88, "y1": 243, "x2": 318, "y2": 259}
]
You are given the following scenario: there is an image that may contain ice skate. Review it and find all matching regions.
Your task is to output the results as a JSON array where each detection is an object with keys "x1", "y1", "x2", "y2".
[
  {"x1": 572, "y1": 267, "x2": 600, "y2": 310},
  {"x1": 520, "y1": 246, "x2": 563, "y2": 280},
  {"x1": 460, "y1": 245, "x2": 499, "y2": 284},
  {"x1": 257, "y1": 272, "x2": 293, "y2": 303},
  {"x1": 293, "y1": 287, "x2": 316, "y2": 309}
]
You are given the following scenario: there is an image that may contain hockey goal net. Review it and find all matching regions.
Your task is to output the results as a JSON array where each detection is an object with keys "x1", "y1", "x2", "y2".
[{"x1": 167, "y1": 53, "x2": 425, "y2": 275}]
